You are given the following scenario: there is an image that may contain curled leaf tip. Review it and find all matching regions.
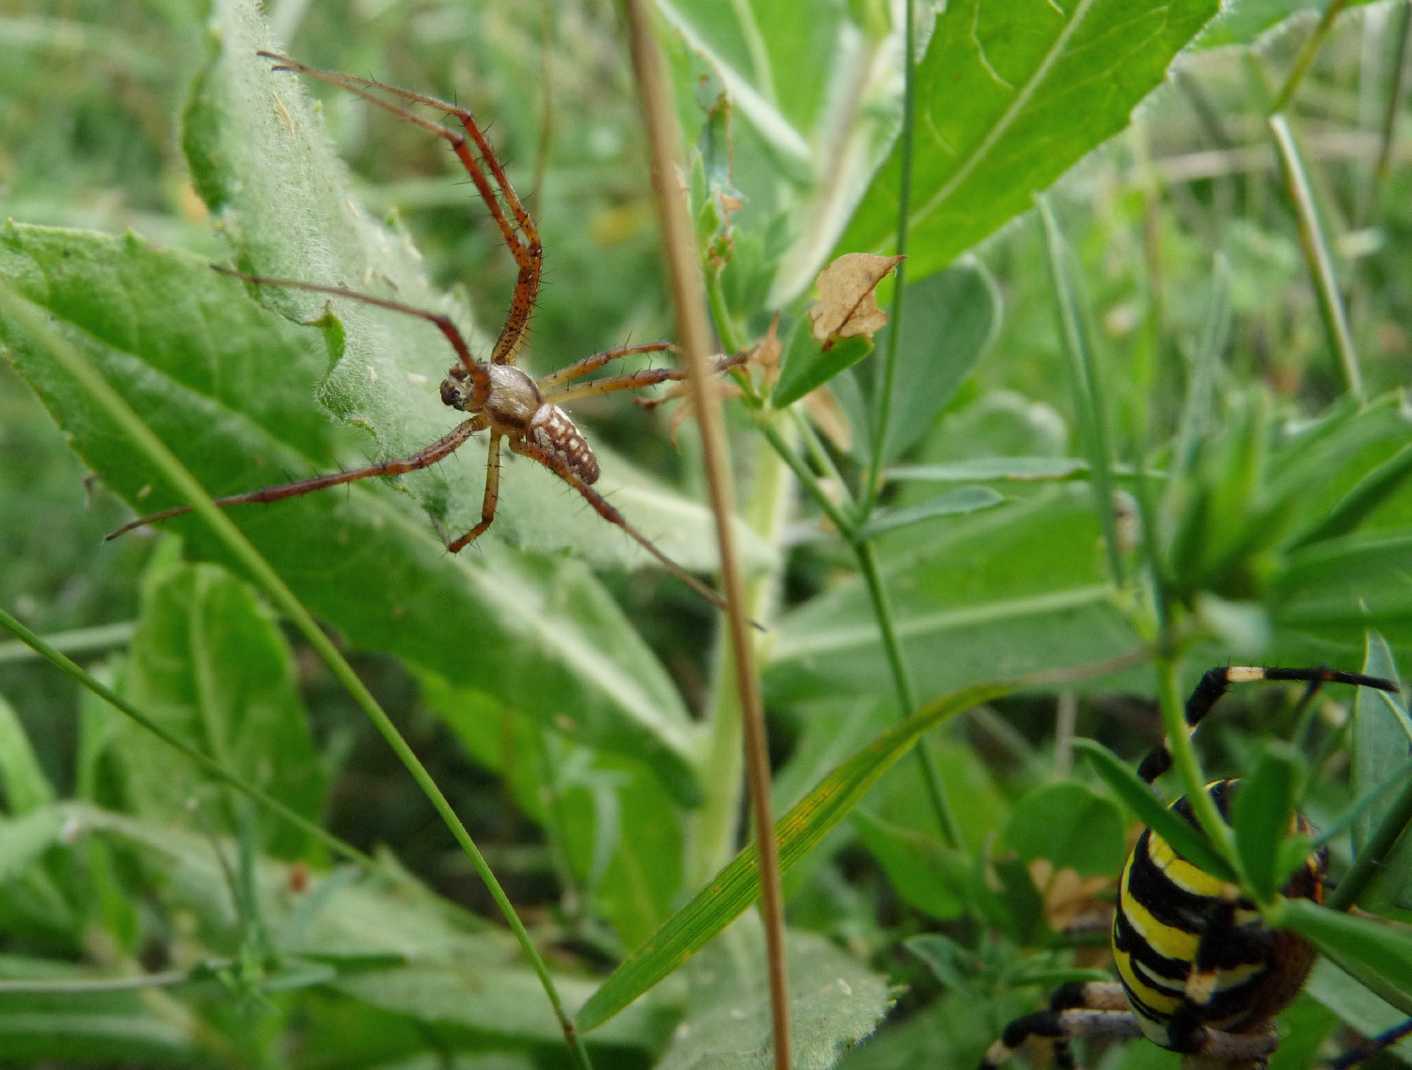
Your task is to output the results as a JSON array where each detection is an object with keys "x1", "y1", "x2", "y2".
[{"x1": 808, "y1": 252, "x2": 903, "y2": 349}]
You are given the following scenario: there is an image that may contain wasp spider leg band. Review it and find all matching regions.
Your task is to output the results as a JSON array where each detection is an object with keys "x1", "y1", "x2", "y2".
[{"x1": 1136, "y1": 666, "x2": 1398, "y2": 783}]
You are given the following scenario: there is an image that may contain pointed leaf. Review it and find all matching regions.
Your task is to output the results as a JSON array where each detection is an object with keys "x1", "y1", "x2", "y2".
[{"x1": 837, "y1": 0, "x2": 1221, "y2": 281}]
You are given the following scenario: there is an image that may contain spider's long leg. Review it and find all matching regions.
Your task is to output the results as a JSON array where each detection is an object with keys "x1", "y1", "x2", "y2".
[
  {"x1": 536, "y1": 342, "x2": 676, "y2": 390},
  {"x1": 447, "y1": 432, "x2": 503, "y2": 552},
  {"x1": 544, "y1": 353, "x2": 749, "y2": 406},
  {"x1": 259, "y1": 51, "x2": 541, "y2": 366},
  {"x1": 107, "y1": 418, "x2": 485, "y2": 540},
  {"x1": 213, "y1": 266, "x2": 488, "y2": 388},
  {"x1": 1137, "y1": 666, "x2": 1399, "y2": 783},
  {"x1": 979, "y1": 1009, "x2": 1141, "y2": 1069},
  {"x1": 507, "y1": 436, "x2": 741, "y2": 619}
]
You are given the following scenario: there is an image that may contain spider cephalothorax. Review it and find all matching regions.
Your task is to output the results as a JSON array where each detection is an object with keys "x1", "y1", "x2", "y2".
[{"x1": 109, "y1": 51, "x2": 735, "y2": 610}]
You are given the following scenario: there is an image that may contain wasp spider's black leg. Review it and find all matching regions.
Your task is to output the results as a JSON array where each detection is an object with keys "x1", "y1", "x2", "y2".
[
  {"x1": 981, "y1": 983, "x2": 1140, "y2": 1069},
  {"x1": 1327, "y1": 1016, "x2": 1412, "y2": 1069},
  {"x1": 1137, "y1": 667, "x2": 1399, "y2": 783}
]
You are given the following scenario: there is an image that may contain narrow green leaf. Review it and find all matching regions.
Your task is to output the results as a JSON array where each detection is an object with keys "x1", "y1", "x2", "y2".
[
  {"x1": 857, "y1": 487, "x2": 1004, "y2": 540},
  {"x1": 1073, "y1": 738, "x2": 1235, "y2": 881},
  {"x1": 1001, "y1": 782, "x2": 1125, "y2": 878},
  {"x1": 1289, "y1": 443, "x2": 1412, "y2": 550},
  {"x1": 1039, "y1": 198, "x2": 1124, "y2": 588},
  {"x1": 837, "y1": 0, "x2": 1220, "y2": 281},
  {"x1": 0, "y1": 694, "x2": 54, "y2": 815},
  {"x1": 575, "y1": 682, "x2": 1010, "y2": 1032},
  {"x1": 1232, "y1": 742, "x2": 1305, "y2": 901},
  {"x1": 772, "y1": 331, "x2": 872, "y2": 409},
  {"x1": 1275, "y1": 898, "x2": 1412, "y2": 997}
]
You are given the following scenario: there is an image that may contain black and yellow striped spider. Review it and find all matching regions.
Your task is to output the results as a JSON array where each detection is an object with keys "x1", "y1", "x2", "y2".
[{"x1": 982, "y1": 666, "x2": 1408, "y2": 1070}]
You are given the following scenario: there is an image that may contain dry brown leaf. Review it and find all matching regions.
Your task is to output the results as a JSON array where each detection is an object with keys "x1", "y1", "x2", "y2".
[
  {"x1": 808, "y1": 252, "x2": 904, "y2": 349},
  {"x1": 1028, "y1": 858, "x2": 1113, "y2": 934}
]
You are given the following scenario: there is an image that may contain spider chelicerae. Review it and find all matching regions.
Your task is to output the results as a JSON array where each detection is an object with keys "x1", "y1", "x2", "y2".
[{"x1": 109, "y1": 51, "x2": 742, "y2": 612}]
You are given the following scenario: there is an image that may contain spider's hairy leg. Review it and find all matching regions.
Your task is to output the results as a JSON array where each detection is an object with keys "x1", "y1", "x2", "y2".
[
  {"x1": 544, "y1": 353, "x2": 750, "y2": 406},
  {"x1": 107, "y1": 418, "x2": 485, "y2": 540},
  {"x1": 536, "y1": 342, "x2": 676, "y2": 390},
  {"x1": 212, "y1": 265, "x2": 488, "y2": 389},
  {"x1": 257, "y1": 51, "x2": 541, "y2": 366},
  {"x1": 447, "y1": 432, "x2": 504, "y2": 552},
  {"x1": 507, "y1": 436, "x2": 749, "y2": 622},
  {"x1": 1137, "y1": 666, "x2": 1399, "y2": 783}
]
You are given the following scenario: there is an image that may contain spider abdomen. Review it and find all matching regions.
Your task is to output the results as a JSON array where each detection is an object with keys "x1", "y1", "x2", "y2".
[
  {"x1": 531, "y1": 404, "x2": 600, "y2": 484},
  {"x1": 1112, "y1": 779, "x2": 1323, "y2": 1051}
]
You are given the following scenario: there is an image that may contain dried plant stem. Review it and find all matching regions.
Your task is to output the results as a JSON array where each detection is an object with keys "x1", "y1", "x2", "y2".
[{"x1": 620, "y1": 4, "x2": 791, "y2": 1066}]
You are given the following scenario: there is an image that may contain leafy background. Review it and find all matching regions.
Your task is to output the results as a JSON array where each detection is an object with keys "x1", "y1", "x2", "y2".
[{"x1": 1, "y1": 0, "x2": 1411, "y2": 1068}]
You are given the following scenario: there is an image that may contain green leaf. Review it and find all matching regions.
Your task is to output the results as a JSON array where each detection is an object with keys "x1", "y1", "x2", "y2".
[
  {"x1": 1289, "y1": 442, "x2": 1412, "y2": 550},
  {"x1": 1275, "y1": 898, "x2": 1412, "y2": 999},
  {"x1": 0, "y1": 224, "x2": 706, "y2": 806},
  {"x1": 1073, "y1": 739, "x2": 1235, "y2": 882},
  {"x1": 857, "y1": 487, "x2": 1004, "y2": 539},
  {"x1": 1352, "y1": 633, "x2": 1411, "y2": 857},
  {"x1": 836, "y1": 0, "x2": 1220, "y2": 281},
  {"x1": 575, "y1": 681, "x2": 1010, "y2": 1032},
  {"x1": 0, "y1": 807, "x2": 65, "y2": 883},
  {"x1": 773, "y1": 332, "x2": 873, "y2": 409},
  {"x1": 1001, "y1": 782, "x2": 1125, "y2": 878},
  {"x1": 655, "y1": 929, "x2": 891, "y2": 1070},
  {"x1": 0, "y1": 693, "x2": 54, "y2": 815},
  {"x1": 768, "y1": 489, "x2": 1143, "y2": 708},
  {"x1": 0, "y1": 957, "x2": 194, "y2": 1064},
  {"x1": 421, "y1": 672, "x2": 687, "y2": 949},
  {"x1": 1304, "y1": 958, "x2": 1412, "y2": 1064},
  {"x1": 1197, "y1": 0, "x2": 1381, "y2": 48},
  {"x1": 1232, "y1": 742, "x2": 1305, "y2": 901},
  {"x1": 853, "y1": 808, "x2": 970, "y2": 920},
  {"x1": 60, "y1": 804, "x2": 664, "y2": 1051},
  {"x1": 117, "y1": 560, "x2": 324, "y2": 857},
  {"x1": 889, "y1": 457, "x2": 1096, "y2": 484},
  {"x1": 877, "y1": 262, "x2": 1002, "y2": 464}
]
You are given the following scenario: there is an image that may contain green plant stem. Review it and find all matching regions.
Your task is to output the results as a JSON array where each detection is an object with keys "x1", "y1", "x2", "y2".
[
  {"x1": 620, "y1": 7, "x2": 790, "y2": 1066},
  {"x1": 0, "y1": 605, "x2": 368, "y2": 869},
  {"x1": 1268, "y1": 113, "x2": 1363, "y2": 401},
  {"x1": 0, "y1": 286, "x2": 594, "y2": 1070},
  {"x1": 1329, "y1": 774, "x2": 1412, "y2": 911},
  {"x1": 1360, "y1": 0, "x2": 1411, "y2": 225},
  {"x1": 855, "y1": 539, "x2": 959, "y2": 845},
  {"x1": 862, "y1": 0, "x2": 917, "y2": 515},
  {"x1": 1270, "y1": 0, "x2": 1353, "y2": 114},
  {"x1": 1155, "y1": 656, "x2": 1238, "y2": 870},
  {"x1": 0, "y1": 620, "x2": 135, "y2": 663},
  {"x1": 755, "y1": 418, "x2": 958, "y2": 846}
]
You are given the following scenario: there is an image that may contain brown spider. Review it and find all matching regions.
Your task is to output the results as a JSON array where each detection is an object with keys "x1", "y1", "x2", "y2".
[{"x1": 108, "y1": 51, "x2": 742, "y2": 613}]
